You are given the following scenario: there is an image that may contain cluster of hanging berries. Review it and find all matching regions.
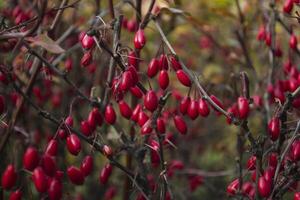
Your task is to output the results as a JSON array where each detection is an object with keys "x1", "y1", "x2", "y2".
[{"x1": 1, "y1": 111, "x2": 117, "y2": 200}]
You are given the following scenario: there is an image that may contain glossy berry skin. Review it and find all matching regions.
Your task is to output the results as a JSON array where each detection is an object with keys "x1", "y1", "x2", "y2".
[
  {"x1": 292, "y1": 140, "x2": 300, "y2": 161},
  {"x1": 268, "y1": 117, "x2": 280, "y2": 141},
  {"x1": 159, "y1": 54, "x2": 168, "y2": 70},
  {"x1": 131, "y1": 104, "x2": 142, "y2": 122},
  {"x1": 158, "y1": 70, "x2": 169, "y2": 90},
  {"x1": 176, "y1": 70, "x2": 191, "y2": 87},
  {"x1": 294, "y1": 192, "x2": 300, "y2": 200},
  {"x1": 41, "y1": 155, "x2": 57, "y2": 176},
  {"x1": 67, "y1": 166, "x2": 85, "y2": 185},
  {"x1": 23, "y1": 146, "x2": 39, "y2": 171},
  {"x1": 80, "y1": 51, "x2": 93, "y2": 67},
  {"x1": 89, "y1": 108, "x2": 103, "y2": 127},
  {"x1": 105, "y1": 104, "x2": 117, "y2": 124},
  {"x1": 81, "y1": 34, "x2": 95, "y2": 49},
  {"x1": 210, "y1": 95, "x2": 224, "y2": 115},
  {"x1": 134, "y1": 29, "x2": 146, "y2": 49},
  {"x1": 9, "y1": 190, "x2": 22, "y2": 200},
  {"x1": 66, "y1": 134, "x2": 81, "y2": 156},
  {"x1": 198, "y1": 98, "x2": 210, "y2": 117},
  {"x1": 48, "y1": 179, "x2": 62, "y2": 200},
  {"x1": 187, "y1": 99, "x2": 198, "y2": 120},
  {"x1": 99, "y1": 164, "x2": 113, "y2": 184},
  {"x1": 241, "y1": 182, "x2": 253, "y2": 196},
  {"x1": 127, "y1": 66, "x2": 139, "y2": 85},
  {"x1": 227, "y1": 179, "x2": 239, "y2": 196},
  {"x1": 81, "y1": 155, "x2": 94, "y2": 177},
  {"x1": 65, "y1": 116, "x2": 73, "y2": 127},
  {"x1": 170, "y1": 56, "x2": 182, "y2": 71},
  {"x1": 179, "y1": 97, "x2": 190, "y2": 115},
  {"x1": 258, "y1": 176, "x2": 271, "y2": 198},
  {"x1": 32, "y1": 167, "x2": 47, "y2": 193},
  {"x1": 283, "y1": 0, "x2": 294, "y2": 13},
  {"x1": 80, "y1": 120, "x2": 92, "y2": 136},
  {"x1": 120, "y1": 71, "x2": 133, "y2": 91},
  {"x1": 290, "y1": 34, "x2": 298, "y2": 50},
  {"x1": 1, "y1": 164, "x2": 17, "y2": 190},
  {"x1": 147, "y1": 58, "x2": 159, "y2": 78},
  {"x1": 130, "y1": 86, "x2": 143, "y2": 98},
  {"x1": 156, "y1": 117, "x2": 166, "y2": 134},
  {"x1": 118, "y1": 100, "x2": 132, "y2": 119},
  {"x1": 268, "y1": 153, "x2": 278, "y2": 168},
  {"x1": 144, "y1": 90, "x2": 158, "y2": 112},
  {"x1": 263, "y1": 167, "x2": 275, "y2": 184},
  {"x1": 137, "y1": 111, "x2": 149, "y2": 127},
  {"x1": 173, "y1": 115, "x2": 187, "y2": 135},
  {"x1": 237, "y1": 97, "x2": 250, "y2": 119},
  {"x1": 45, "y1": 139, "x2": 58, "y2": 156},
  {"x1": 247, "y1": 155, "x2": 256, "y2": 170}
]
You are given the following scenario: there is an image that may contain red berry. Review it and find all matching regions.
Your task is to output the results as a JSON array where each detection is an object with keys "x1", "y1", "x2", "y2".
[
  {"x1": 65, "y1": 116, "x2": 73, "y2": 127},
  {"x1": 257, "y1": 25, "x2": 266, "y2": 41},
  {"x1": 187, "y1": 99, "x2": 198, "y2": 120},
  {"x1": 48, "y1": 179, "x2": 62, "y2": 200},
  {"x1": 45, "y1": 139, "x2": 58, "y2": 156},
  {"x1": 138, "y1": 111, "x2": 149, "y2": 127},
  {"x1": 268, "y1": 117, "x2": 280, "y2": 141},
  {"x1": 80, "y1": 51, "x2": 93, "y2": 67},
  {"x1": 227, "y1": 179, "x2": 239, "y2": 196},
  {"x1": 290, "y1": 34, "x2": 298, "y2": 50},
  {"x1": 247, "y1": 155, "x2": 256, "y2": 171},
  {"x1": 102, "y1": 145, "x2": 113, "y2": 157},
  {"x1": 118, "y1": 100, "x2": 132, "y2": 119},
  {"x1": 134, "y1": 29, "x2": 146, "y2": 49},
  {"x1": 147, "y1": 58, "x2": 159, "y2": 78},
  {"x1": 294, "y1": 192, "x2": 300, "y2": 200},
  {"x1": 144, "y1": 90, "x2": 158, "y2": 112},
  {"x1": 131, "y1": 104, "x2": 142, "y2": 122},
  {"x1": 268, "y1": 152, "x2": 278, "y2": 168},
  {"x1": 198, "y1": 98, "x2": 210, "y2": 117},
  {"x1": 158, "y1": 70, "x2": 169, "y2": 90},
  {"x1": 80, "y1": 120, "x2": 92, "y2": 136},
  {"x1": 32, "y1": 167, "x2": 47, "y2": 193},
  {"x1": 130, "y1": 86, "x2": 143, "y2": 98},
  {"x1": 23, "y1": 146, "x2": 39, "y2": 171},
  {"x1": 65, "y1": 58, "x2": 73, "y2": 72},
  {"x1": 237, "y1": 97, "x2": 250, "y2": 119},
  {"x1": 120, "y1": 71, "x2": 133, "y2": 91},
  {"x1": 210, "y1": 95, "x2": 224, "y2": 115},
  {"x1": 9, "y1": 189, "x2": 22, "y2": 200},
  {"x1": 258, "y1": 176, "x2": 271, "y2": 198},
  {"x1": 141, "y1": 125, "x2": 153, "y2": 135},
  {"x1": 81, "y1": 155, "x2": 93, "y2": 177},
  {"x1": 99, "y1": 164, "x2": 113, "y2": 184},
  {"x1": 241, "y1": 181, "x2": 253, "y2": 195},
  {"x1": 292, "y1": 140, "x2": 300, "y2": 161},
  {"x1": 128, "y1": 51, "x2": 138, "y2": 69},
  {"x1": 169, "y1": 56, "x2": 182, "y2": 71},
  {"x1": 263, "y1": 167, "x2": 275, "y2": 184},
  {"x1": 173, "y1": 115, "x2": 187, "y2": 135},
  {"x1": 158, "y1": 54, "x2": 168, "y2": 70},
  {"x1": 66, "y1": 134, "x2": 81, "y2": 156},
  {"x1": 283, "y1": 0, "x2": 294, "y2": 13},
  {"x1": 156, "y1": 117, "x2": 166, "y2": 134},
  {"x1": 89, "y1": 108, "x2": 103, "y2": 127},
  {"x1": 67, "y1": 166, "x2": 85, "y2": 185},
  {"x1": 265, "y1": 32, "x2": 271, "y2": 46},
  {"x1": 176, "y1": 70, "x2": 191, "y2": 87},
  {"x1": 127, "y1": 65, "x2": 139, "y2": 85},
  {"x1": 1, "y1": 164, "x2": 17, "y2": 190},
  {"x1": 104, "y1": 186, "x2": 117, "y2": 200},
  {"x1": 105, "y1": 104, "x2": 116, "y2": 124},
  {"x1": 81, "y1": 34, "x2": 95, "y2": 49},
  {"x1": 41, "y1": 155, "x2": 57, "y2": 176},
  {"x1": 179, "y1": 97, "x2": 190, "y2": 115}
]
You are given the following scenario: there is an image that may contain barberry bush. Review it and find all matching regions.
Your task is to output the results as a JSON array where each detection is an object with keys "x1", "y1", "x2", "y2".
[{"x1": 1, "y1": 0, "x2": 300, "y2": 199}]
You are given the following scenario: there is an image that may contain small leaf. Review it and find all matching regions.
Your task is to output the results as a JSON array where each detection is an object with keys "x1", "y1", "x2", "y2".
[{"x1": 26, "y1": 33, "x2": 65, "y2": 54}]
